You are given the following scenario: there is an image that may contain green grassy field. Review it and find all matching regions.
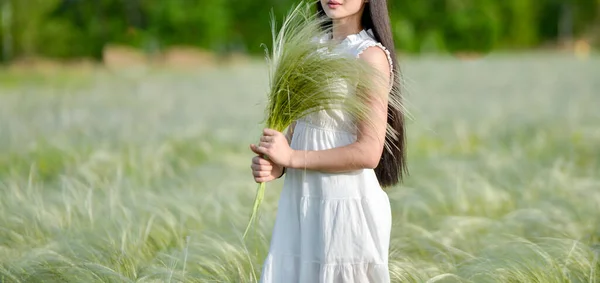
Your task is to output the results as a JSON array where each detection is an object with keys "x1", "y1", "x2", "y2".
[{"x1": 1, "y1": 53, "x2": 599, "y2": 282}]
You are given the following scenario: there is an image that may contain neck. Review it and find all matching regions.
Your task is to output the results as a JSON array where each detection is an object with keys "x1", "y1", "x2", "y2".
[{"x1": 331, "y1": 16, "x2": 364, "y2": 42}]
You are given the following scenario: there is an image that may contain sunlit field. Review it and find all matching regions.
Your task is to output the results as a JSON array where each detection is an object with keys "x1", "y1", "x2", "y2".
[{"x1": 1, "y1": 52, "x2": 599, "y2": 282}]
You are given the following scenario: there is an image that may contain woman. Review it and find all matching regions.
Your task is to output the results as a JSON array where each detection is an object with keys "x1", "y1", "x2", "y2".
[{"x1": 250, "y1": 0, "x2": 407, "y2": 282}]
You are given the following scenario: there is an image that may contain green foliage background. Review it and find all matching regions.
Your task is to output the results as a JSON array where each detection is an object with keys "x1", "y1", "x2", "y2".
[{"x1": 0, "y1": 0, "x2": 599, "y2": 59}]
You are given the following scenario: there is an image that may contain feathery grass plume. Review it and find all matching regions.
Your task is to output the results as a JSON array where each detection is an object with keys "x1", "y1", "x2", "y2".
[{"x1": 243, "y1": 2, "x2": 398, "y2": 240}]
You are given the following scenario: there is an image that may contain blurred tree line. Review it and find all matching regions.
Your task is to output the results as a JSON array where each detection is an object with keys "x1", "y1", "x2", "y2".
[{"x1": 0, "y1": 0, "x2": 599, "y2": 62}]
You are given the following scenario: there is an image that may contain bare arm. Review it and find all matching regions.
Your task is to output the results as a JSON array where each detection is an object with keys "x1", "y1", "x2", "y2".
[{"x1": 288, "y1": 46, "x2": 391, "y2": 172}]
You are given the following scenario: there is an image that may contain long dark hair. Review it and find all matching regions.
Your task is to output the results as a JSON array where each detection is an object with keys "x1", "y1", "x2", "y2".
[{"x1": 316, "y1": 1, "x2": 408, "y2": 188}]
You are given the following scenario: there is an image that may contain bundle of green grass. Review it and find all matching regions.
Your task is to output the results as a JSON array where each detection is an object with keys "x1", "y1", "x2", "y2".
[{"x1": 243, "y1": 2, "x2": 398, "y2": 239}]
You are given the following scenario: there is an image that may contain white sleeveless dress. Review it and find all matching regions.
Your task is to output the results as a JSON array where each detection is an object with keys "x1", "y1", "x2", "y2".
[{"x1": 260, "y1": 29, "x2": 394, "y2": 283}]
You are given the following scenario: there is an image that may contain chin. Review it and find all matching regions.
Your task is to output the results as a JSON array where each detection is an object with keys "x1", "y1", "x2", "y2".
[{"x1": 323, "y1": 10, "x2": 345, "y2": 20}]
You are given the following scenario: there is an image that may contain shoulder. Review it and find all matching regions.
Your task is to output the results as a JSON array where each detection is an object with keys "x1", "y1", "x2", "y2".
[
  {"x1": 358, "y1": 44, "x2": 392, "y2": 80},
  {"x1": 358, "y1": 45, "x2": 389, "y2": 66},
  {"x1": 356, "y1": 30, "x2": 393, "y2": 74}
]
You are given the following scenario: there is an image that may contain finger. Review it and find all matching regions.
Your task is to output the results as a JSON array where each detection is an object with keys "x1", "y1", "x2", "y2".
[
  {"x1": 254, "y1": 172, "x2": 270, "y2": 180},
  {"x1": 260, "y1": 136, "x2": 273, "y2": 143},
  {"x1": 253, "y1": 144, "x2": 269, "y2": 156},
  {"x1": 253, "y1": 170, "x2": 268, "y2": 177},
  {"x1": 252, "y1": 156, "x2": 271, "y2": 165},
  {"x1": 261, "y1": 164, "x2": 273, "y2": 171},
  {"x1": 252, "y1": 156, "x2": 273, "y2": 165},
  {"x1": 258, "y1": 141, "x2": 272, "y2": 149},
  {"x1": 251, "y1": 144, "x2": 270, "y2": 156},
  {"x1": 255, "y1": 176, "x2": 273, "y2": 183},
  {"x1": 250, "y1": 144, "x2": 262, "y2": 155},
  {"x1": 251, "y1": 163, "x2": 272, "y2": 171},
  {"x1": 263, "y1": 128, "x2": 278, "y2": 136}
]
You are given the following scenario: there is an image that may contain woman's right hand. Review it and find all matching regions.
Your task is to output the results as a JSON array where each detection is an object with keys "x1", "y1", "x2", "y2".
[{"x1": 250, "y1": 144, "x2": 284, "y2": 183}]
